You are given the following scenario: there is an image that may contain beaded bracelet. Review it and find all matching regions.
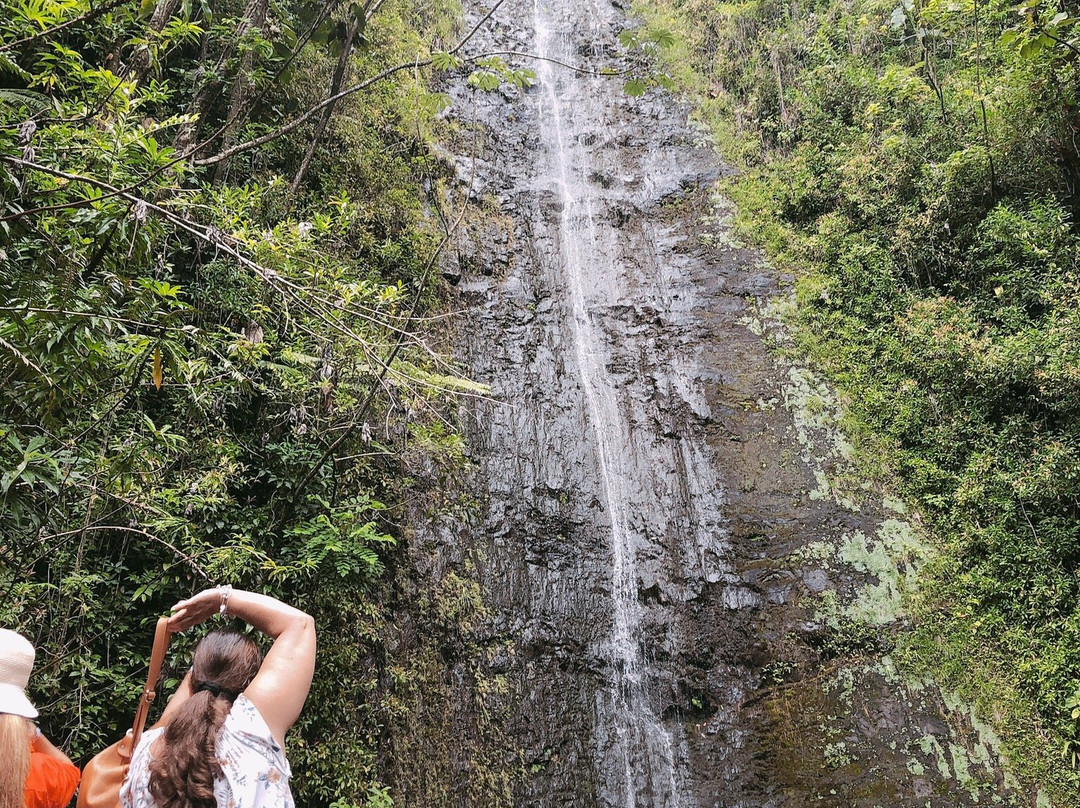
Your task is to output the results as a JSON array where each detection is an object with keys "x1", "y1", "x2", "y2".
[{"x1": 218, "y1": 584, "x2": 233, "y2": 616}]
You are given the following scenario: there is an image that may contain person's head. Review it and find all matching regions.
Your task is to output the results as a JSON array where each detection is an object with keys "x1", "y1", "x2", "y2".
[
  {"x1": 149, "y1": 630, "x2": 262, "y2": 808},
  {"x1": 0, "y1": 628, "x2": 38, "y2": 720},
  {"x1": 0, "y1": 629, "x2": 37, "y2": 808},
  {"x1": 188, "y1": 629, "x2": 262, "y2": 699}
]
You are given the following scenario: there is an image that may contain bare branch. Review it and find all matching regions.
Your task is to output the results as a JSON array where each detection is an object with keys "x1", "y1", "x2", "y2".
[
  {"x1": 287, "y1": 15, "x2": 363, "y2": 202},
  {"x1": 449, "y1": 0, "x2": 506, "y2": 55},
  {"x1": 279, "y1": 107, "x2": 483, "y2": 512},
  {"x1": 193, "y1": 60, "x2": 423, "y2": 167},
  {"x1": 1, "y1": 155, "x2": 440, "y2": 360},
  {"x1": 194, "y1": 0, "x2": 509, "y2": 168},
  {"x1": 0, "y1": 334, "x2": 54, "y2": 382},
  {"x1": 484, "y1": 48, "x2": 631, "y2": 76},
  {"x1": 1036, "y1": 22, "x2": 1080, "y2": 59},
  {"x1": 46, "y1": 524, "x2": 211, "y2": 579},
  {"x1": 0, "y1": 305, "x2": 186, "y2": 331}
]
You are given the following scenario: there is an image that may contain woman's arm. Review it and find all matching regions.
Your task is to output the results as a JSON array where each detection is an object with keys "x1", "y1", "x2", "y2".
[
  {"x1": 30, "y1": 728, "x2": 75, "y2": 767},
  {"x1": 168, "y1": 588, "x2": 316, "y2": 746},
  {"x1": 26, "y1": 729, "x2": 81, "y2": 808}
]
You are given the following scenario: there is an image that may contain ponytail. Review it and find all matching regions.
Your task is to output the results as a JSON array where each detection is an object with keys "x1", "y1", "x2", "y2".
[{"x1": 148, "y1": 631, "x2": 261, "y2": 808}]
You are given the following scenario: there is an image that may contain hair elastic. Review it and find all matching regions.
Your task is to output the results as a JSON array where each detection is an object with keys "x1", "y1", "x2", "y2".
[{"x1": 194, "y1": 680, "x2": 237, "y2": 699}]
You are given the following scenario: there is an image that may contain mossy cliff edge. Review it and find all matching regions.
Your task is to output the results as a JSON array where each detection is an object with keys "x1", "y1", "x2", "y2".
[{"x1": 632, "y1": 0, "x2": 1080, "y2": 803}]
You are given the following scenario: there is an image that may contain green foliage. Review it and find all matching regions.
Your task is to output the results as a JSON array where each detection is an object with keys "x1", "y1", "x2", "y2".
[
  {"x1": 0, "y1": 0, "x2": 477, "y2": 803},
  {"x1": 430, "y1": 50, "x2": 463, "y2": 71},
  {"x1": 1003, "y1": 0, "x2": 1080, "y2": 61},
  {"x1": 617, "y1": 25, "x2": 677, "y2": 52},
  {"x1": 466, "y1": 55, "x2": 535, "y2": 91},
  {"x1": 637, "y1": 0, "x2": 1080, "y2": 800},
  {"x1": 1064, "y1": 683, "x2": 1080, "y2": 768},
  {"x1": 617, "y1": 24, "x2": 678, "y2": 96}
]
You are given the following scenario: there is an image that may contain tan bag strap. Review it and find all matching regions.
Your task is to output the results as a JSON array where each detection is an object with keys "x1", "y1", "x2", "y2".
[{"x1": 130, "y1": 616, "x2": 172, "y2": 750}]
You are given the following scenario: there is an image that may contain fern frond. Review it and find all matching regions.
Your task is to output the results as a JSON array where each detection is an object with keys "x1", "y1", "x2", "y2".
[{"x1": 0, "y1": 88, "x2": 51, "y2": 110}]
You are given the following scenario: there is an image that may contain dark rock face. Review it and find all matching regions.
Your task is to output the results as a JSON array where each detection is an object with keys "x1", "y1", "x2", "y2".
[{"x1": 406, "y1": 1, "x2": 1029, "y2": 806}]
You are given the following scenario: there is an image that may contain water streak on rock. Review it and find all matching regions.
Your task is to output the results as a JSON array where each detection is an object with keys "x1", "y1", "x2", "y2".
[
  {"x1": 418, "y1": 0, "x2": 1031, "y2": 805},
  {"x1": 532, "y1": 1, "x2": 695, "y2": 804}
]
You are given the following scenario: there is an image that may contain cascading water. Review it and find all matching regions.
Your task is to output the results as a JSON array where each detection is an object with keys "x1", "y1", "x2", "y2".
[
  {"x1": 531, "y1": 2, "x2": 693, "y2": 805},
  {"x1": 531, "y1": 2, "x2": 689, "y2": 805},
  {"x1": 421, "y1": 0, "x2": 1030, "y2": 805}
]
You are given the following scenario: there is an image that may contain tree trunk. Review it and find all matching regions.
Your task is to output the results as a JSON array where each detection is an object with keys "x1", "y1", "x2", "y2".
[
  {"x1": 173, "y1": 32, "x2": 213, "y2": 157},
  {"x1": 126, "y1": 0, "x2": 184, "y2": 82},
  {"x1": 212, "y1": 0, "x2": 270, "y2": 185},
  {"x1": 286, "y1": 17, "x2": 362, "y2": 207}
]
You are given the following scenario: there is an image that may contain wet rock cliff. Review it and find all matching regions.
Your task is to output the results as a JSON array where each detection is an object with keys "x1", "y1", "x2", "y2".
[{"x1": 385, "y1": 1, "x2": 1036, "y2": 806}]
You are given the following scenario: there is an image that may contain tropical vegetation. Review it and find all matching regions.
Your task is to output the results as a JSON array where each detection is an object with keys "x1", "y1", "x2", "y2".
[
  {"x1": 0, "y1": 0, "x2": 522, "y2": 803},
  {"x1": 634, "y1": 0, "x2": 1080, "y2": 799}
]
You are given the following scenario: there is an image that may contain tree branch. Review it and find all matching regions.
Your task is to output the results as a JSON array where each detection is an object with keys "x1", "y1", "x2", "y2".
[
  {"x1": 193, "y1": 60, "x2": 424, "y2": 167},
  {"x1": 1, "y1": 156, "x2": 441, "y2": 360},
  {"x1": 193, "y1": 0, "x2": 508, "y2": 168},
  {"x1": 0, "y1": 0, "x2": 132, "y2": 52},
  {"x1": 287, "y1": 15, "x2": 363, "y2": 203},
  {"x1": 47, "y1": 524, "x2": 211, "y2": 579},
  {"x1": 1037, "y1": 22, "x2": 1080, "y2": 59},
  {"x1": 278, "y1": 106, "x2": 483, "y2": 514}
]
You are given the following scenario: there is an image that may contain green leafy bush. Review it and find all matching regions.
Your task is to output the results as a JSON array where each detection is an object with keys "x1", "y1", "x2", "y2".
[
  {"x1": 0, "y1": 0, "x2": 475, "y2": 803},
  {"x1": 637, "y1": 0, "x2": 1080, "y2": 798}
]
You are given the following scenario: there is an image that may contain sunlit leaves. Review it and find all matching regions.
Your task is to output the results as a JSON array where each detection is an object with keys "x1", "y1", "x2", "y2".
[
  {"x1": 0, "y1": 51, "x2": 33, "y2": 79},
  {"x1": 617, "y1": 25, "x2": 678, "y2": 52},
  {"x1": 1002, "y1": 0, "x2": 1079, "y2": 61},
  {"x1": 279, "y1": 496, "x2": 394, "y2": 581},
  {"x1": 430, "y1": 49, "x2": 463, "y2": 70},
  {"x1": 7, "y1": 0, "x2": 83, "y2": 33},
  {"x1": 151, "y1": 347, "x2": 164, "y2": 388},
  {"x1": 511, "y1": 66, "x2": 537, "y2": 87},
  {"x1": 652, "y1": 28, "x2": 677, "y2": 49},
  {"x1": 466, "y1": 65, "x2": 499, "y2": 90},
  {"x1": 159, "y1": 17, "x2": 204, "y2": 47},
  {"x1": 617, "y1": 24, "x2": 678, "y2": 98},
  {"x1": 418, "y1": 90, "x2": 451, "y2": 115},
  {"x1": 466, "y1": 55, "x2": 535, "y2": 90}
]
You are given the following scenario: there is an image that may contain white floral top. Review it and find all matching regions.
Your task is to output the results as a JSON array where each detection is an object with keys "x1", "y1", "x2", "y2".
[{"x1": 120, "y1": 694, "x2": 294, "y2": 808}]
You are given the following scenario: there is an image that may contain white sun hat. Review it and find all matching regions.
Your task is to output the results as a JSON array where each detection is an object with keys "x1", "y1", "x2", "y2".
[{"x1": 0, "y1": 628, "x2": 39, "y2": 719}]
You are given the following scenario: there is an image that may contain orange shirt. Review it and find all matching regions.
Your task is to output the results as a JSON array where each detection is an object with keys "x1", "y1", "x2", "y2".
[{"x1": 25, "y1": 751, "x2": 81, "y2": 808}]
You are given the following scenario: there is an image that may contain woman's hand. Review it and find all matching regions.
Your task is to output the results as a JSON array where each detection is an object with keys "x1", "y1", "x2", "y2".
[
  {"x1": 168, "y1": 587, "x2": 227, "y2": 633},
  {"x1": 167, "y1": 585, "x2": 315, "y2": 745}
]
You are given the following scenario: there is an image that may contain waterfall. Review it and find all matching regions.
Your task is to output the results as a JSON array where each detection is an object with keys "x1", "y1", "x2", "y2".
[
  {"x1": 532, "y1": 2, "x2": 692, "y2": 804},
  {"x1": 429, "y1": 1, "x2": 1032, "y2": 805}
]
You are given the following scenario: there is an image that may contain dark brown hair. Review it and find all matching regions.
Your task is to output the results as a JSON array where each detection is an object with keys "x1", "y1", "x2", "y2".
[{"x1": 148, "y1": 630, "x2": 262, "y2": 808}]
